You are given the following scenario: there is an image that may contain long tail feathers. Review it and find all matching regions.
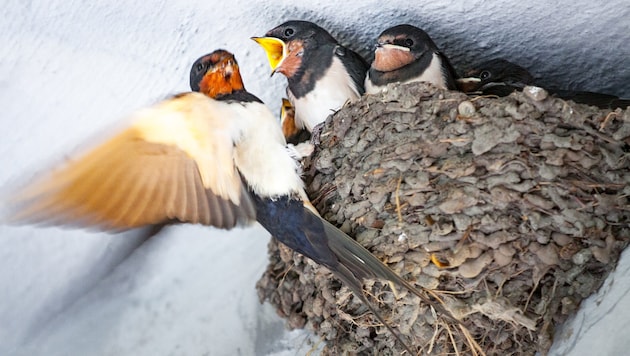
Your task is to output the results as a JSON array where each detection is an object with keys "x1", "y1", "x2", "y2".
[
  {"x1": 312, "y1": 214, "x2": 465, "y2": 354},
  {"x1": 333, "y1": 265, "x2": 416, "y2": 355},
  {"x1": 320, "y1": 216, "x2": 456, "y2": 321}
]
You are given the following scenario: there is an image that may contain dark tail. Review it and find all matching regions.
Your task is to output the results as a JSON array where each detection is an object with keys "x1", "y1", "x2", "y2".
[
  {"x1": 333, "y1": 264, "x2": 416, "y2": 355},
  {"x1": 318, "y1": 214, "x2": 455, "y2": 320},
  {"x1": 258, "y1": 197, "x2": 460, "y2": 353},
  {"x1": 313, "y1": 211, "x2": 462, "y2": 354}
]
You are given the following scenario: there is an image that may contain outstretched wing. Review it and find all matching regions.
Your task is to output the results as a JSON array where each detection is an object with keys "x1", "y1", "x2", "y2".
[{"x1": 5, "y1": 92, "x2": 256, "y2": 230}]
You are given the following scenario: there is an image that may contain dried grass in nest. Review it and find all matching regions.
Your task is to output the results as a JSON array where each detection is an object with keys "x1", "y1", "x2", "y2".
[{"x1": 256, "y1": 82, "x2": 630, "y2": 355}]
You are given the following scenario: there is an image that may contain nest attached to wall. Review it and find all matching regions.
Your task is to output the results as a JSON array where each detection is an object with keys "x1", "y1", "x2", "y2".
[{"x1": 256, "y1": 82, "x2": 630, "y2": 355}]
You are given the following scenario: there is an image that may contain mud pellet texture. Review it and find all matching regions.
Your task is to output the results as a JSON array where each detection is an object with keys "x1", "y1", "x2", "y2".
[{"x1": 257, "y1": 82, "x2": 630, "y2": 355}]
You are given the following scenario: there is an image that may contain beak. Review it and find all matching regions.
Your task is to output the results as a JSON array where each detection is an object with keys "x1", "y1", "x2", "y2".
[
  {"x1": 456, "y1": 77, "x2": 482, "y2": 93},
  {"x1": 281, "y1": 98, "x2": 292, "y2": 110},
  {"x1": 251, "y1": 37, "x2": 287, "y2": 75},
  {"x1": 379, "y1": 43, "x2": 411, "y2": 52}
]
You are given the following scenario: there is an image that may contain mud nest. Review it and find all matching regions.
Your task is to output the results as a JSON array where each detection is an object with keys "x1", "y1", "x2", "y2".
[{"x1": 256, "y1": 82, "x2": 630, "y2": 355}]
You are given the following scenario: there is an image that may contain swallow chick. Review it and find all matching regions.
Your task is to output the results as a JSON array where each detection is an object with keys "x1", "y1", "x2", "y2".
[
  {"x1": 252, "y1": 20, "x2": 369, "y2": 133},
  {"x1": 280, "y1": 98, "x2": 307, "y2": 144},
  {"x1": 280, "y1": 98, "x2": 314, "y2": 159},
  {"x1": 4, "y1": 49, "x2": 455, "y2": 354},
  {"x1": 365, "y1": 24, "x2": 458, "y2": 94},
  {"x1": 458, "y1": 58, "x2": 630, "y2": 109},
  {"x1": 456, "y1": 58, "x2": 535, "y2": 97}
]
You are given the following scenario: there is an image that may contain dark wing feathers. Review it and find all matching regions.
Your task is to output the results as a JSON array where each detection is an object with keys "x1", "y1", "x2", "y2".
[{"x1": 336, "y1": 45, "x2": 370, "y2": 94}]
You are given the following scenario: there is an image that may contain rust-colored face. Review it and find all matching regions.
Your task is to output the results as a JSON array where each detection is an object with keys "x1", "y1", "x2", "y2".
[
  {"x1": 372, "y1": 35, "x2": 415, "y2": 72},
  {"x1": 274, "y1": 40, "x2": 304, "y2": 78},
  {"x1": 198, "y1": 51, "x2": 245, "y2": 98}
]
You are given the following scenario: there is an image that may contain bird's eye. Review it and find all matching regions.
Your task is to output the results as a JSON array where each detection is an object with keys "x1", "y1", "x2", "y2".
[
  {"x1": 196, "y1": 63, "x2": 204, "y2": 72},
  {"x1": 479, "y1": 70, "x2": 491, "y2": 80},
  {"x1": 284, "y1": 28, "x2": 295, "y2": 37},
  {"x1": 404, "y1": 38, "x2": 414, "y2": 47}
]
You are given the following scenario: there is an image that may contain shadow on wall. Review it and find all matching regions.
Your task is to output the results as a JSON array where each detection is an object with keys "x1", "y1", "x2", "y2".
[{"x1": 11, "y1": 228, "x2": 154, "y2": 349}]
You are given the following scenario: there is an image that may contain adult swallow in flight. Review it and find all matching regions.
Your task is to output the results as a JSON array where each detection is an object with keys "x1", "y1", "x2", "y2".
[
  {"x1": 252, "y1": 20, "x2": 369, "y2": 133},
  {"x1": 4, "y1": 49, "x2": 452, "y2": 354},
  {"x1": 365, "y1": 24, "x2": 459, "y2": 94},
  {"x1": 458, "y1": 58, "x2": 630, "y2": 109}
]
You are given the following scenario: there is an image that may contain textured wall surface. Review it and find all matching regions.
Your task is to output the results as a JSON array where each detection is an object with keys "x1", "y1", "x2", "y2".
[{"x1": 0, "y1": 0, "x2": 628, "y2": 355}]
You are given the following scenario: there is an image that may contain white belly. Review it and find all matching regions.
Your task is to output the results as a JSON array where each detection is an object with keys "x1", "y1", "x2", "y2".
[{"x1": 290, "y1": 56, "x2": 361, "y2": 131}]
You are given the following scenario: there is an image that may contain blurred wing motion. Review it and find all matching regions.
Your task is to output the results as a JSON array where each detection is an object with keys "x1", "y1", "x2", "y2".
[{"x1": 6, "y1": 92, "x2": 255, "y2": 230}]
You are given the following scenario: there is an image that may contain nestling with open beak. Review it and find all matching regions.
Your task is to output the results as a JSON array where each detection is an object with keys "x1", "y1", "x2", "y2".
[{"x1": 253, "y1": 20, "x2": 369, "y2": 133}]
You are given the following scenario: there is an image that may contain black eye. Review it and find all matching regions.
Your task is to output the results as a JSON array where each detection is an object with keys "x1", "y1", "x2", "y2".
[
  {"x1": 479, "y1": 70, "x2": 491, "y2": 80},
  {"x1": 404, "y1": 38, "x2": 414, "y2": 47},
  {"x1": 196, "y1": 63, "x2": 204, "y2": 72},
  {"x1": 284, "y1": 28, "x2": 295, "y2": 37}
]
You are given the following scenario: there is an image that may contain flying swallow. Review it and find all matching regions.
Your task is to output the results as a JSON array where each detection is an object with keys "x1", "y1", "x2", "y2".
[
  {"x1": 458, "y1": 58, "x2": 630, "y2": 109},
  {"x1": 252, "y1": 20, "x2": 369, "y2": 133},
  {"x1": 365, "y1": 24, "x2": 459, "y2": 94},
  {"x1": 4, "y1": 49, "x2": 452, "y2": 354}
]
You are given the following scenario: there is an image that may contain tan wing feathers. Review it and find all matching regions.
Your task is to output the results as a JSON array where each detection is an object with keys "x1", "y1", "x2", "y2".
[
  {"x1": 111, "y1": 159, "x2": 161, "y2": 227},
  {"x1": 5, "y1": 93, "x2": 256, "y2": 231},
  {"x1": 174, "y1": 157, "x2": 198, "y2": 226},
  {"x1": 133, "y1": 95, "x2": 243, "y2": 204}
]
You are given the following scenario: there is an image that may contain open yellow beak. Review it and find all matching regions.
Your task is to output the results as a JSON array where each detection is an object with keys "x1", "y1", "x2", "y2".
[{"x1": 251, "y1": 37, "x2": 287, "y2": 74}]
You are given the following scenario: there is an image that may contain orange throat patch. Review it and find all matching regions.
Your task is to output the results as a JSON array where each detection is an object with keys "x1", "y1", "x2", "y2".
[
  {"x1": 373, "y1": 47, "x2": 415, "y2": 72},
  {"x1": 199, "y1": 66, "x2": 245, "y2": 99}
]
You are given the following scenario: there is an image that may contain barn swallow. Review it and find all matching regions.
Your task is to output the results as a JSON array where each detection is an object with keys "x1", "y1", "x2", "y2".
[
  {"x1": 252, "y1": 20, "x2": 369, "y2": 132},
  {"x1": 456, "y1": 58, "x2": 535, "y2": 96},
  {"x1": 280, "y1": 98, "x2": 310, "y2": 145},
  {"x1": 365, "y1": 24, "x2": 458, "y2": 94},
  {"x1": 279, "y1": 98, "x2": 314, "y2": 160},
  {"x1": 458, "y1": 58, "x2": 630, "y2": 109},
  {"x1": 4, "y1": 49, "x2": 452, "y2": 354}
]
